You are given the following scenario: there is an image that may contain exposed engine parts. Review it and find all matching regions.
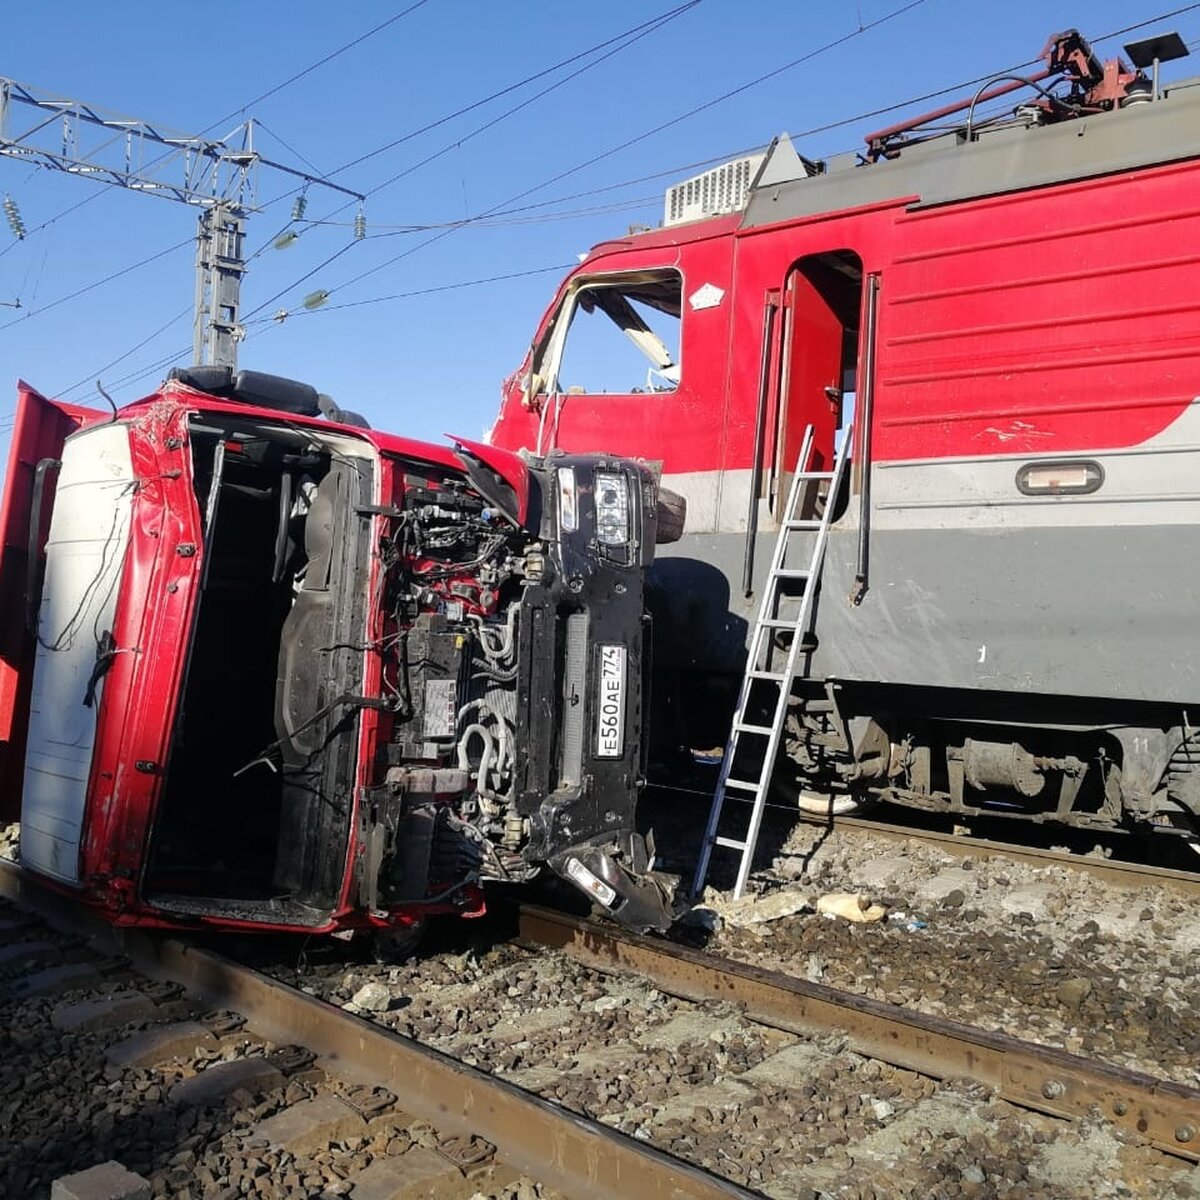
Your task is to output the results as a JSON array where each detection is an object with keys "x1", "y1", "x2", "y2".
[
  {"x1": 373, "y1": 471, "x2": 539, "y2": 900},
  {"x1": 359, "y1": 456, "x2": 678, "y2": 931}
]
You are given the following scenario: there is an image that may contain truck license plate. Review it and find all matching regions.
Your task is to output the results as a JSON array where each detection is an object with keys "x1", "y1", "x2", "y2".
[{"x1": 596, "y1": 645, "x2": 626, "y2": 758}]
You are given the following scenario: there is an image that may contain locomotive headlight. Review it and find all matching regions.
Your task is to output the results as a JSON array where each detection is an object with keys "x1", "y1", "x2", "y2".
[
  {"x1": 557, "y1": 467, "x2": 578, "y2": 533},
  {"x1": 593, "y1": 471, "x2": 630, "y2": 545}
]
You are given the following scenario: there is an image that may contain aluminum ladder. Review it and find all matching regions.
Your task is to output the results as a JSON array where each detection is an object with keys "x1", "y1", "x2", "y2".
[{"x1": 691, "y1": 423, "x2": 852, "y2": 900}]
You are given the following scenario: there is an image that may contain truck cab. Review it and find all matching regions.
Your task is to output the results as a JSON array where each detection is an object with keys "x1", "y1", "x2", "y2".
[{"x1": 0, "y1": 369, "x2": 678, "y2": 934}]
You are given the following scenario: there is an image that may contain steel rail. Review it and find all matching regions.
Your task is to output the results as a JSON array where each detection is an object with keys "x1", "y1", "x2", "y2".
[
  {"x1": 790, "y1": 810, "x2": 1200, "y2": 896},
  {"x1": 0, "y1": 861, "x2": 755, "y2": 1200},
  {"x1": 516, "y1": 904, "x2": 1200, "y2": 1162}
]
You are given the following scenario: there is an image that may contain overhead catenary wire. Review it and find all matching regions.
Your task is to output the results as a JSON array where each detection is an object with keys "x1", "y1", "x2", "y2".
[
  {"x1": 42, "y1": 2, "x2": 1200, "y2": 396},
  {"x1": 0, "y1": 237, "x2": 193, "y2": 332},
  {"x1": 17, "y1": 0, "x2": 703, "y2": 389},
  {"x1": 70, "y1": 260, "x2": 578, "y2": 401},
  {"x1": 0, "y1": 3, "x2": 432, "y2": 372},
  {"x1": 269, "y1": 0, "x2": 931, "y2": 314},
  {"x1": 236, "y1": 1, "x2": 704, "y2": 325},
  {"x1": 252, "y1": 0, "x2": 1200, "y2": 323},
  {"x1": 230, "y1": 1, "x2": 432, "y2": 117},
  {"x1": 0, "y1": 2, "x2": 433, "y2": 257},
  {"x1": 327, "y1": 1, "x2": 702, "y2": 180},
  {"x1": 267, "y1": 2, "x2": 1200, "y2": 240},
  {"x1": 245, "y1": 262, "x2": 576, "y2": 321},
  {"x1": 58, "y1": 306, "x2": 192, "y2": 399}
]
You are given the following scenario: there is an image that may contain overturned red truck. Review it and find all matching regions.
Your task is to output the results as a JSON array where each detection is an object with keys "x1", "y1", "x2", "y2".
[
  {"x1": 488, "y1": 29, "x2": 1200, "y2": 853},
  {"x1": 0, "y1": 367, "x2": 680, "y2": 934}
]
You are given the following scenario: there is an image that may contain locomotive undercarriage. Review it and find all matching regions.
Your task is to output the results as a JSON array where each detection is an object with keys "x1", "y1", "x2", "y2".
[{"x1": 780, "y1": 681, "x2": 1200, "y2": 844}]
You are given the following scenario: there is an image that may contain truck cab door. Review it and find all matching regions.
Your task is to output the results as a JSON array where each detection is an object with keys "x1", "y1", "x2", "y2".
[{"x1": 0, "y1": 382, "x2": 105, "y2": 818}]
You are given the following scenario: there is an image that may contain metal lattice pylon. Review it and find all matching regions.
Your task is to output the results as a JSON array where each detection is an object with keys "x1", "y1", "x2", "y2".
[{"x1": 691, "y1": 423, "x2": 852, "y2": 900}]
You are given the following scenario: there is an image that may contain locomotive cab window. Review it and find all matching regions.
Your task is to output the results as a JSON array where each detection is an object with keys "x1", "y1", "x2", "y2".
[{"x1": 534, "y1": 270, "x2": 682, "y2": 397}]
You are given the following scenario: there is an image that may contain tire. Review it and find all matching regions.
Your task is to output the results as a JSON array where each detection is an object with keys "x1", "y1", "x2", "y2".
[{"x1": 655, "y1": 487, "x2": 687, "y2": 544}]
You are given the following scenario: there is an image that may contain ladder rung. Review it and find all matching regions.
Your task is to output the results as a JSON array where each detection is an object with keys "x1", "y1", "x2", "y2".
[
  {"x1": 693, "y1": 422, "x2": 851, "y2": 905},
  {"x1": 733, "y1": 722, "x2": 772, "y2": 736},
  {"x1": 723, "y1": 778, "x2": 759, "y2": 792}
]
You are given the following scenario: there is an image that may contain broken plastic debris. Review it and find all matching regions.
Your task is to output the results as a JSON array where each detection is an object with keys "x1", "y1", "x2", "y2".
[
  {"x1": 887, "y1": 910, "x2": 927, "y2": 930},
  {"x1": 707, "y1": 890, "x2": 812, "y2": 928},
  {"x1": 815, "y1": 892, "x2": 888, "y2": 923}
]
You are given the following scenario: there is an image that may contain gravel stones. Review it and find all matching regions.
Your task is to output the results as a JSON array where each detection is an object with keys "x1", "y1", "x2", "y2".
[
  {"x1": 348, "y1": 982, "x2": 394, "y2": 1013},
  {"x1": 692, "y1": 815, "x2": 1200, "y2": 1088},
  {"x1": 917, "y1": 867, "x2": 977, "y2": 905},
  {"x1": 851, "y1": 853, "x2": 911, "y2": 890},
  {"x1": 239, "y1": 914, "x2": 1200, "y2": 1198},
  {"x1": 1056, "y1": 977, "x2": 1094, "y2": 1010},
  {"x1": 0, "y1": 822, "x2": 19, "y2": 860},
  {"x1": 51, "y1": 1160, "x2": 150, "y2": 1200}
]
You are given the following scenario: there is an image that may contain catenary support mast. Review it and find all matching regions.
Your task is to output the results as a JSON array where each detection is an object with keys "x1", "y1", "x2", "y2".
[{"x1": 0, "y1": 77, "x2": 363, "y2": 371}]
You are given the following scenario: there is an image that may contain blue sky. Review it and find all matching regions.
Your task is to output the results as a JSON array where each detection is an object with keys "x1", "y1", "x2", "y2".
[{"x1": 2, "y1": 0, "x2": 1197, "y2": 461}]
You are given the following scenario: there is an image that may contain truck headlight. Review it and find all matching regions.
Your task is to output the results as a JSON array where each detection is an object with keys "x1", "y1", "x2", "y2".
[
  {"x1": 565, "y1": 855, "x2": 617, "y2": 908},
  {"x1": 594, "y1": 471, "x2": 630, "y2": 545},
  {"x1": 557, "y1": 467, "x2": 578, "y2": 533}
]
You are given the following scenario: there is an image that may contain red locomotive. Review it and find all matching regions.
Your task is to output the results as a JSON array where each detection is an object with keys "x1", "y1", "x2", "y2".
[{"x1": 488, "y1": 29, "x2": 1200, "y2": 853}]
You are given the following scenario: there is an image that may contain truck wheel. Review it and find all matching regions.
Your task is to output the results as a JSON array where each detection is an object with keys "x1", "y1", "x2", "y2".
[{"x1": 656, "y1": 488, "x2": 687, "y2": 544}]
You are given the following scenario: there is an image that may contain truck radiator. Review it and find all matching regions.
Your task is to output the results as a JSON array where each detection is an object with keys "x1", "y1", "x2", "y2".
[{"x1": 558, "y1": 612, "x2": 589, "y2": 788}]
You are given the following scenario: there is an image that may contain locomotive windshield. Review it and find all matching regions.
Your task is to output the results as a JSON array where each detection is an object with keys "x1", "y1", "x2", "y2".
[{"x1": 536, "y1": 270, "x2": 682, "y2": 396}]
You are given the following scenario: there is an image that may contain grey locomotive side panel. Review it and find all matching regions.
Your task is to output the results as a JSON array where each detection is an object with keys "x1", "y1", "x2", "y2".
[{"x1": 811, "y1": 523, "x2": 1200, "y2": 705}]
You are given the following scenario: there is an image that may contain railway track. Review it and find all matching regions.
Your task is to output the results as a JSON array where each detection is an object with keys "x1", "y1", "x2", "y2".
[
  {"x1": 0, "y1": 860, "x2": 746, "y2": 1200},
  {"x1": 514, "y1": 904, "x2": 1200, "y2": 1162},
  {"x1": 4, "y1": 849, "x2": 1199, "y2": 1196},
  {"x1": 788, "y1": 809, "x2": 1200, "y2": 898}
]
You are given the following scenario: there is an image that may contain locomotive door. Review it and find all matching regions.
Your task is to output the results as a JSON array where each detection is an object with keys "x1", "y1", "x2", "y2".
[{"x1": 769, "y1": 252, "x2": 861, "y2": 520}]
